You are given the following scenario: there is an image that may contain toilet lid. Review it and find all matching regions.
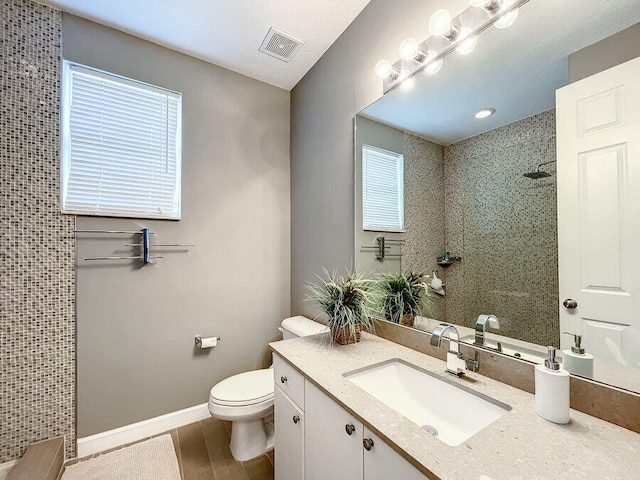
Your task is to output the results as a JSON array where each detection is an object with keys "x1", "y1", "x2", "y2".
[{"x1": 210, "y1": 369, "x2": 274, "y2": 405}]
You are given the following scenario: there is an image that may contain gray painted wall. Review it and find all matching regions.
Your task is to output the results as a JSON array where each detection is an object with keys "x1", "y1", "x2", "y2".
[
  {"x1": 63, "y1": 15, "x2": 290, "y2": 436},
  {"x1": 354, "y1": 116, "x2": 404, "y2": 275},
  {"x1": 569, "y1": 22, "x2": 640, "y2": 83},
  {"x1": 290, "y1": 0, "x2": 460, "y2": 315}
]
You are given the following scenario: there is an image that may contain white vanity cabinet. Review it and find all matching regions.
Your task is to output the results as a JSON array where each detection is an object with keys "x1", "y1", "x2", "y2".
[
  {"x1": 362, "y1": 428, "x2": 426, "y2": 480},
  {"x1": 305, "y1": 380, "x2": 363, "y2": 480},
  {"x1": 274, "y1": 355, "x2": 306, "y2": 480},
  {"x1": 273, "y1": 353, "x2": 428, "y2": 480}
]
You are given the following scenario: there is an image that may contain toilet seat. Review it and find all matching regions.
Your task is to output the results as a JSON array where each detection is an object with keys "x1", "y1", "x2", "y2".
[{"x1": 209, "y1": 369, "x2": 274, "y2": 406}]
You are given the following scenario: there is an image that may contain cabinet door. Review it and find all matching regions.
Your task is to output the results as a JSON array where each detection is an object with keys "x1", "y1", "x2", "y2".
[
  {"x1": 305, "y1": 381, "x2": 363, "y2": 480},
  {"x1": 274, "y1": 387, "x2": 304, "y2": 480},
  {"x1": 363, "y1": 428, "x2": 427, "y2": 480}
]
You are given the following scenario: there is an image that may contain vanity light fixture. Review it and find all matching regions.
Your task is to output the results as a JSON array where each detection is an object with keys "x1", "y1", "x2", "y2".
[
  {"x1": 375, "y1": 59, "x2": 399, "y2": 80},
  {"x1": 456, "y1": 28, "x2": 478, "y2": 55},
  {"x1": 495, "y1": 0, "x2": 519, "y2": 29},
  {"x1": 399, "y1": 38, "x2": 426, "y2": 62},
  {"x1": 374, "y1": 0, "x2": 529, "y2": 93},
  {"x1": 399, "y1": 71, "x2": 416, "y2": 91},
  {"x1": 475, "y1": 108, "x2": 496, "y2": 119},
  {"x1": 423, "y1": 51, "x2": 443, "y2": 75},
  {"x1": 428, "y1": 9, "x2": 459, "y2": 41},
  {"x1": 469, "y1": 0, "x2": 502, "y2": 12}
]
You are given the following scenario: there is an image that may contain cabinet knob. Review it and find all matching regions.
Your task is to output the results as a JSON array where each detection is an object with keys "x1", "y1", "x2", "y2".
[
  {"x1": 345, "y1": 424, "x2": 355, "y2": 435},
  {"x1": 280, "y1": 376, "x2": 287, "y2": 383},
  {"x1": 563, "y1": 299, "x2": 578, "y2": 309},
  {"x1": 292, "y1": 415, "x2": 300, "y2": 424},
  {"x1": 363, "y1": 438, "x2": 374, "y2": 451}
]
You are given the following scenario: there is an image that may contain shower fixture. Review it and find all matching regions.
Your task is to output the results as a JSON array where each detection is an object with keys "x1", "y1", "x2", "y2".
[{"x1": 523, "y1": 160, "x2": 556, "y2": 179}]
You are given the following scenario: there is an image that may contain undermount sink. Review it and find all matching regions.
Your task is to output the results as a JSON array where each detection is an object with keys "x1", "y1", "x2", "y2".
[{"x1": 344, "y1": 359, "x2": 511, "y2": 446}]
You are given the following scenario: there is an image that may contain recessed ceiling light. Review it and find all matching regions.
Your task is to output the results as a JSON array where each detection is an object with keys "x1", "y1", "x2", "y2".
[{"x1": 475, "y1": 108, "x2": 495, "y2": 119}]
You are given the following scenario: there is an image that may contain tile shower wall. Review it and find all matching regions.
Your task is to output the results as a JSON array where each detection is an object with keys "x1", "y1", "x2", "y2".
[
  {"x1": 443, "y1": 110, "x2": 558, "y2": 346},
  {"x1": 402, "y1": 133, "x2": 446, "y2": 321},
  {"x1": 0, "y1": 0, "x2": 76, "y2": 462}
]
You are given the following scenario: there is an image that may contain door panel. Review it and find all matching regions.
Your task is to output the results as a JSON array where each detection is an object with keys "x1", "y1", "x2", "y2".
[{"x1": 557, "y1": 56, "x2": 640, "y2": 389}]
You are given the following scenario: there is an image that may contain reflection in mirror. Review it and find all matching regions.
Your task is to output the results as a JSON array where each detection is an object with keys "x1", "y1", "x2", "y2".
[{"x1": 354, "y1": 0, "x2": 640, "y2": 393}]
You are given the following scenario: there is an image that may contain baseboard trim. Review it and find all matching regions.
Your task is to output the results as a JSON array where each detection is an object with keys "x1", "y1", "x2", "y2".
[{"x1": 77, "y1": 403, "x2": 210, "y2": 458}]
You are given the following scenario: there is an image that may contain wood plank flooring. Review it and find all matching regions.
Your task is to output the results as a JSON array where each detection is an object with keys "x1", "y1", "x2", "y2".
[
  {"x1": 174, "y1": 417, "x2": 273, "y2": 480},
  {"x1": 65, "y1": 417, "x2": 273, "y2": 480}
]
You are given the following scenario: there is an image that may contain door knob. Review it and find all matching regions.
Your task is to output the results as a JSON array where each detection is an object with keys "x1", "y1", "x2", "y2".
[
  {"x1": 292, "y1": 415, "x2": 300, "y2": 424},
  {"x1": 280, "y1": 376, "x2": 287, "y2": 383},
  {"x1": 345, "y1": 424, "x2": 355, "y2": 435},
  {"x1": 363, "y1": 438, "x2": 374, "y2": 451},
  {"x1": 563, "y1": 299, "x2": 578, "y2": 309}
]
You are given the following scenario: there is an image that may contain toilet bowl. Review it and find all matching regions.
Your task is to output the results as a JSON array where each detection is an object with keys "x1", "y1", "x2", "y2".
[
  {"x1": 208, "y1": 316, "x2": 328, "y2": 462},
  {"x1": 208, "y1": 369, "x2": 275, "y2": 462}
]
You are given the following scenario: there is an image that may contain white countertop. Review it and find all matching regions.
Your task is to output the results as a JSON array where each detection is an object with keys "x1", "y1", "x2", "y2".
[{"x1": 270, "y1": 332, "x2": 640, "y2": 479}]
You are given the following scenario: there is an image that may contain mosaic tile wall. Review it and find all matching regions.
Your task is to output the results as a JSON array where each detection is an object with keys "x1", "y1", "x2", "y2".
[
  {"x1": 0, "y1": 0, "x2": 76, "y2": 462},
  {"x1": 443, "y1": 110, "x2": 559, "y2": 346},
  {"x1": 402, "y1": 133, "x2": 446, "y2": 321}
]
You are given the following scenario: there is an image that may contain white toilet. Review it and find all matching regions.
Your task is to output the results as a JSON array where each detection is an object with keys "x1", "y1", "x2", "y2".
[{"x1": 208, "y1": 316, "x2": 329, "y2": 462}]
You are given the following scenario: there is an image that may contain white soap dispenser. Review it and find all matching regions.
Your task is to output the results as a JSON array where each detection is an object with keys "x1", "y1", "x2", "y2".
[
  {"x1": 562, "y1": 332, "x2": 594, "y2": 379},
  {"x1": 535, "y1": 346, "x2": 570, "y2": 424}
]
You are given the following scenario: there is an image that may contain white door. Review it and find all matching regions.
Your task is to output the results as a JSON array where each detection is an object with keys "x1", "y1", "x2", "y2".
[
  {"x1": 556, "y1": 56, "x2": 640, "y2": 389},
  {"x1": 305, "y1": 381, "x2": 363, "y2": 480},
  {"x1": 274, "y1": 387, "x2": 304, "y2": 480},
  {"x1": 362, "y1": 428, "x2": 427, "y2": 480}
]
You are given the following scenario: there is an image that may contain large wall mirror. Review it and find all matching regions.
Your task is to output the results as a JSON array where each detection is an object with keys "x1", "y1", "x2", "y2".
[{"x1": 355, "y1": 0, "x2": 640, "y2": 394}]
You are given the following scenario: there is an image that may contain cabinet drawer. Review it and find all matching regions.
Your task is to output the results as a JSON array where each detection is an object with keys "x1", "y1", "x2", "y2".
[{"x1": 273, "y1": 353, "x2": 305, "y2": 409}]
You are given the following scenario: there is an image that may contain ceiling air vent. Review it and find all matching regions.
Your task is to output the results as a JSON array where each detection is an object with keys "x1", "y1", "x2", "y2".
[{"x1": 259, "y1": 27, "x2": 303, "y2": 63}]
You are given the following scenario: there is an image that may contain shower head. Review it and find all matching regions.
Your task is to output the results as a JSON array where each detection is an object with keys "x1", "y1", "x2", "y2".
[
  {"x1": 523, "y1": 160, "x2": 556, "y2": 179},
  {"x1": 523, "y1": 170, "x2": 552, "y2": 179}
]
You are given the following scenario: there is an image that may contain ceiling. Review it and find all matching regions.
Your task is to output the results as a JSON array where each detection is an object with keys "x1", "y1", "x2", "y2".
[
  {"x1": 40, "y1": 0, "x2": 371, "y2": 90},
  {"x1": 360, "y1": 0, "x2": 640, "y2": 145}
]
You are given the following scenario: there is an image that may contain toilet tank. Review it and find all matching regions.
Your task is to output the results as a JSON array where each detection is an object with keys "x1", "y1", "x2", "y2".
[{"x1": 280, "y1": 316, "x2": 329, "y2": 339}]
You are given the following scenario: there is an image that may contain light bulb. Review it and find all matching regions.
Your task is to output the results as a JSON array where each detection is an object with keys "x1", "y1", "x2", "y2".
[
  {"x1": 429, "y1": 9, "x2": 453, "y2": 36},
  {"x1": 495, "y1": 8, "x2": 518, "y2": 29},
  {"x1": 375, "y1": 59, "x2": 393, "y2": 79},
  {"x1": 399, "y1": 71, "x2": 415, "y2": 91},
  {"x1": 456, "y1": 27, "x2": 477, "y2": 55},
  {"x1": 424, "y1": 51, "x2": 443, "y2": 75},
  {"x1": 399, "y1": 38, "x2": 419, "y2": 61}
]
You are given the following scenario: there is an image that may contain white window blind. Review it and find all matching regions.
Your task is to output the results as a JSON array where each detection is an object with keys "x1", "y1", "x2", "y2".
[
  {"x1": 362, "y1": 145, "x2": 404, "y2": 232},
  {"x1": 61, "y1": 61, "x2": 182, "y2": 219}
]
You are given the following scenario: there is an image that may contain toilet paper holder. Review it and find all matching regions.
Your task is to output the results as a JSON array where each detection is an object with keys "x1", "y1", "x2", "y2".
[{"x1": 195, "y1": 335, "x2": 221, "y2": 348}]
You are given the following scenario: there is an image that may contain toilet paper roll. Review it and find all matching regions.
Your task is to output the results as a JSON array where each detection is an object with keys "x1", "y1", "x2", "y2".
[{"x1": 200, "y1": 337, "x2": 218, "y2": 349}]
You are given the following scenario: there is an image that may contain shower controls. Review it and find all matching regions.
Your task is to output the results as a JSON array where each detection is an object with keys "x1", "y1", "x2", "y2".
[{"x1": 563, "y1": 299, "x2": 578, "y2": 309}]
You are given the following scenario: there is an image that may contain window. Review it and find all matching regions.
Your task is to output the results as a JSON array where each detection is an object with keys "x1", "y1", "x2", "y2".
[
  {"x1": 362, "y1": 145, "x2": 404, "y2": 232},
  {"x1": 61, "y1": 61, "x2": 182, "y2": 219}
]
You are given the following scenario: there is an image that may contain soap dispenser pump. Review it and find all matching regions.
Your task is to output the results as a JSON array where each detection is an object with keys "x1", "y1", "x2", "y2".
[
  {"x1": 562, "y1": 332, "x2": 594, "y2": 379},
  {"x1": 534, "y1": 346, "x2": 570, "y2": 424}
]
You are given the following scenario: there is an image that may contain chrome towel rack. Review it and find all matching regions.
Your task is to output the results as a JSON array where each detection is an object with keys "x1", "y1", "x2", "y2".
[
  {"x1": 359, "y1": 236, "x2": 403, "y2": 261},
  {"x1": 74, "y1": 227, "x2": 194, "y2": 264}
]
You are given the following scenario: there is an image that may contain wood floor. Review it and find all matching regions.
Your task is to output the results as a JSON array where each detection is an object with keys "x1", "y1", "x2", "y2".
[
  {"x1": 66, "y1": 417, "x2": 273, "y2": 480},
  {"x1": 171, "y1": 417, "x2": 273, "y2": 480}
]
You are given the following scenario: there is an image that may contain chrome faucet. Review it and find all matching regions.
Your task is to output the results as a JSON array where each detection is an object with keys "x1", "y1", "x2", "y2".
[
  {"x1": 474, "y1": 314, "x2": 499, "y2": 347},
  {"x1": 430, "y1": 324, "x2": 470, "y2": 377}
]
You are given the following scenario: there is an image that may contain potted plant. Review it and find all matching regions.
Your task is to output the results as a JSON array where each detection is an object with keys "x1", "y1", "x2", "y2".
[
  {"x1": 375, "y1": 271, "x2": 431, "y2": 327},
  {"x1": 306, "y1": 270, "x2": 377, "y2": 344}
]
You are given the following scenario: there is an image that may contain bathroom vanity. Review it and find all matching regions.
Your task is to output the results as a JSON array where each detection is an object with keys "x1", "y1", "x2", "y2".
[{"x1": 270, "y1": 333, "x2": 640, "y2": 479}]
